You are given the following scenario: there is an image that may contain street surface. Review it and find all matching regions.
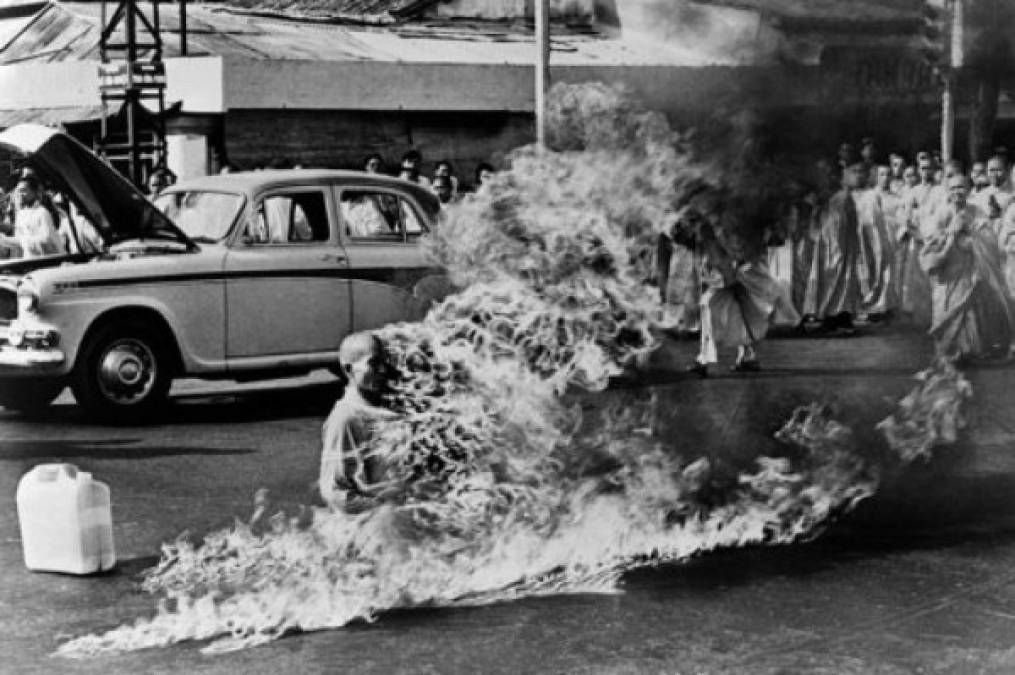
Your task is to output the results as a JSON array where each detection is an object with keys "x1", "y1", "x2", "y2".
[{"x1": 3, "y1": 329, "x2": 1015, "y2": 674}]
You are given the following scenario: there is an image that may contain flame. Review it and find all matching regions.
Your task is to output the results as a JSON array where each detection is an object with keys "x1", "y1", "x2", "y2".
[
  {"x1": 56, "y1": 84, "x2": 971, "y2": 657},
  {"x1": 877, "y1": 358, "x2": 973, "y2": 463}
]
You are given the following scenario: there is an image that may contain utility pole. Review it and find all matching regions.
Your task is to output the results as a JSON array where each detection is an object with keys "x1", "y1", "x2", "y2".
[
  {"x1": 98, "y1": 0, "x2": 167, "y2": 187},
  {"x1": 942, "y1": 0, "x2": 964, "y2": 163},
  {"x1": 535, "y1": 0, "x2": 550, "y2": 148}
]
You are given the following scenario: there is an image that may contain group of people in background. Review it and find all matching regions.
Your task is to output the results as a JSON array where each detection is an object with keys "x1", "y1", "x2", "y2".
[
  {"x1": 660, "y1": 136, "x2": 1015, "y2": 375},
  {"x1": 223, "y1": 149, "x2": 497, "y2": 206},
  {"x1": 359, "y1": 149, "x2": 495, "y2": 205}
]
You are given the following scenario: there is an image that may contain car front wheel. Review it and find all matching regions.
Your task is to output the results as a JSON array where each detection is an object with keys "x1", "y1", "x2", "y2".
[
  {"x1": 71, "y1": 321, "x2": 173, "y2": 422},
  {"x1": 0, "y1": 377, "x2": 64, "y2": 415}
]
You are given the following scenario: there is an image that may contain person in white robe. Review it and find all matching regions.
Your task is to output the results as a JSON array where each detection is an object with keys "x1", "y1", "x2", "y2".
[{"x1": 857, "y1": 165, "x2": 900, "y2": 316}]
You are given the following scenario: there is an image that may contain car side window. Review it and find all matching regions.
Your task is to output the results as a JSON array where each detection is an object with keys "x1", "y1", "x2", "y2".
[
  {"x1": 340, "y1": 190, "x2": 428, "y2": 242},
  {"x1": 402, "y1": 198, "x2": 426, "y2": 236},
  {"x1": 247, "y1": 192, "x2": 330, "y2": 244}
]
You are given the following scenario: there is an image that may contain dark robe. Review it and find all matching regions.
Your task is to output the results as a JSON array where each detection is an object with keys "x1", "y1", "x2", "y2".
[{"x1": 805, "y1": 190, "x2": 863, "y2": 319}]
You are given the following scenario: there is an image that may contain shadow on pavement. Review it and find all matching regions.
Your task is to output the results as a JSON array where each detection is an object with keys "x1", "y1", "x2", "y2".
[
  {"x1": 2, "y1": 380, "x2": 344, "y2": 427},
  {"x1": 166, "y1": 380, "x2": 341, "y2": 423},
  {"x1": 0, "y1": 438, "x2": 255, "y2": 459}
]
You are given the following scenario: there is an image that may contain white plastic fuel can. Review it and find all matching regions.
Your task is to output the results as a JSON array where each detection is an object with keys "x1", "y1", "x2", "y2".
[{"x1": 16, "y1": 463, "x2": 116, "y2": 574}]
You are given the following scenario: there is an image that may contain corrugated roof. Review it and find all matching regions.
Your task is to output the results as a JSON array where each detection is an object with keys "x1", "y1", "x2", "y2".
[
  {"x1": 0, "y1": 2, "x2": 96, "y2": 63},
  {"x1": 0, "y1": 104, "x2": 103, "y2": 127},
  {"x1": 0, "y1": 0, "x2": 925, "y2": 68},
  {"x1": 220, "y1": 0, "x2": 437, "y2": 24},
  {"x1": 38, "y1": 2, "x2": 731, "y2": 65}
]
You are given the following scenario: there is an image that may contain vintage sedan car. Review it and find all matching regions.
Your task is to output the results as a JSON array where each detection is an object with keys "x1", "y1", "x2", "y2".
[{"x1": 0, "y1": 124, "x2": 447, "y2": 420}]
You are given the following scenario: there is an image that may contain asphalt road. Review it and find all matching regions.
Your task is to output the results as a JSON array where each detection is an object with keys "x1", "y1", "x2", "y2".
[{"x1": 3, "y1": 330, "x2": 1015, "y2": 674}]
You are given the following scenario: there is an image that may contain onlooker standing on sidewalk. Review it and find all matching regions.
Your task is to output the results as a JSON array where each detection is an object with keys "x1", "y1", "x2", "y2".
[
  {"x1": 433, "y1": 159, "x2": 459, "y2": 200},
  {"x1": 474, "y1": 162, "x2": 495, "y2": 193},
  {"x1": 363, "y1": 153, "x2": 385, "y2": 174},
  {"x1": 398, "y1": 150, "x2": 431, "y2": 188},
  {"x1": 432, "y1": 175, "x2": 456, "y2": 205}
]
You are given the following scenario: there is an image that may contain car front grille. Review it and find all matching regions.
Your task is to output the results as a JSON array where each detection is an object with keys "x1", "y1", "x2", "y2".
[{"x1": 0, "y1": 286, "x2": 16, "y2": 322}]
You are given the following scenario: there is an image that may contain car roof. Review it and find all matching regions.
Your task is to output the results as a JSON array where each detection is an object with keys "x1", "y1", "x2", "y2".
[{"x1": 169, "y1": 169, "x2": 440, "y2": 214}]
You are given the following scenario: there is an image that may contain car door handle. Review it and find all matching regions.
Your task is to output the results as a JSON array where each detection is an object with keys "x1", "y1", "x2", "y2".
[{"x1": 321, "y1": 253, "x2": 346, "y2": 263}]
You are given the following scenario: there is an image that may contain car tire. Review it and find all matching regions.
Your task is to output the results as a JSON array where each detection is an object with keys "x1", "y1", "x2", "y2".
[
  {"x1": 0, "y1": 378, "x2": 64, "y2": 416},
  {"x1": 71, "y1": 320, "x2": 173, "y2": 423}
]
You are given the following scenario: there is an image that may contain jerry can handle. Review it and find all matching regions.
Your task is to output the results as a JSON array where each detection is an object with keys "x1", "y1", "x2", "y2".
[{"x1": 35, "y1": 463, "x2": 79, "y2": 482}]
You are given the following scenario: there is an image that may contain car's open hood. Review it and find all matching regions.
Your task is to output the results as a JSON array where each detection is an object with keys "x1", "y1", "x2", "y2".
[{"x1": 0, "y1": 124, "x2": 194, "y2": 250}]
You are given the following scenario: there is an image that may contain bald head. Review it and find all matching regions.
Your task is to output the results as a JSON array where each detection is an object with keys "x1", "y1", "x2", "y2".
[
  {"x1": 339, "y1": 332, "x2": 387, "y2": 393},
  {"x1": 947, "y1": 174, "x2": 970, "y2": 207}
]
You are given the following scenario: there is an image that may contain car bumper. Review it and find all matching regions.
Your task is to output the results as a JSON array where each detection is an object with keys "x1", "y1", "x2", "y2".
[{"x1": 0, "y1": 322, "x2": 66, "y2": 373}]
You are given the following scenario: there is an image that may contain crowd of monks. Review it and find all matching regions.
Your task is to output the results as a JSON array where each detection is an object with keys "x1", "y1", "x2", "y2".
[{"x1": 661, "y1": 143, "x2": 1015, "y2": 374}]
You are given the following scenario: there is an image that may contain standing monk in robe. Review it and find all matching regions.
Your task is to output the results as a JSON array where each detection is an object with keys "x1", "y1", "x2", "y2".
[
  {"x1": 798, "y1": 159, "x2": 838, "y2": 321},
  {"x1": 806, "y1": 163, "x2": 865, "y2": 333},
  {"x1": 921, "y1": 175, "x2": 1015, "y2": 361},
  {"x1": 765, "y1": 189, "x2": 804, "y2": 326},
  {"x1": 997, "y1": 198, "x2": 1015, "y2": 342},
  {"x1": 877, "y1": 165, "x2": 908, "y2": 312},
  {"x1": 855, "y1": 165, "x2": 897, "y2": 318},
  {"x1": 686, "y1": 215, "x2": 798, "y2": 377},
  {"x1": 896, "y1": 154, "x2": 941, "y2": 327},
  {"x1": 793, "y1": 189, "x2": 821, "y2": 320},
  {"x1": 888, "y1": 153, "x2": 907, "y2": 195},
  {"x1": 970, "y1": 156, "x2": 1013, "y2": 238}
]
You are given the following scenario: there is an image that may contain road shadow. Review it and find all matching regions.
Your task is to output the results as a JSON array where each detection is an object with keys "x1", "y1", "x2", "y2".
[
  {"x1": 0, "y1": 438, "x2": 255, "y2": 459},
  {"x1": 2, "y1": 379, "x2": 344, "y2": 427},
  {"x1": 164, "y1": 380, "x2": 342, "y2": 425}
]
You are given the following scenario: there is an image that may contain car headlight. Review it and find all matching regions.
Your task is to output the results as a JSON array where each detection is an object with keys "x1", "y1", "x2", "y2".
[{"x1": 17, "y1": 279, "x2": 39, "y2": 316}]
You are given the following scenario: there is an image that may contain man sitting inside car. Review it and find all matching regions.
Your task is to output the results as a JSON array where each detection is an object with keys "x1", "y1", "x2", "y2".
[
  {"x1": 252, "y1": 196, "x2": 314, "y2": 243},
  {"x1": 340, "y1": 191, "x2": 397, "y2": 238}
]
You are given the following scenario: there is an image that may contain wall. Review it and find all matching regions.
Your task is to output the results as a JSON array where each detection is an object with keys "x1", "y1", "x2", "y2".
[
  {"x1": 223, "y1": 109, "x2": 534, "y2": 188},
  {"x1": 0, "y1": 61, "x2": 99, "y2": 108},
  {"x1": 222, "y1": 59, "x2": 535, "y2": 113}
]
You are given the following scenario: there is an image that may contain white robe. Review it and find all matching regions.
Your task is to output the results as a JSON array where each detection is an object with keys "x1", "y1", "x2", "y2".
[{"x1": 12, "y1": 205, "x2": 64, "y2": 258}]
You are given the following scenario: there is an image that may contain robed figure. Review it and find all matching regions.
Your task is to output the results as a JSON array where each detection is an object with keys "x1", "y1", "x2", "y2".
[
  {"x1": 804, "y1": 178, "x2": 864, "y2": 328},
  {"x1": 920, "y1": 178, "x2": 1015, "y2": 360}
]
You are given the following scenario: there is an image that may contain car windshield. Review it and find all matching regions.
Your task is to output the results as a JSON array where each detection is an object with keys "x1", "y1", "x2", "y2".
[{"x1": 154, "y1": 191, "x2": 243, "y2": 243}]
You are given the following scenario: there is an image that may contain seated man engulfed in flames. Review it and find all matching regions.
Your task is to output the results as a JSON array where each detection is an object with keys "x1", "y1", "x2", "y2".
[{"x1": 319, "y1": 332, "x2": 404, "y2": 510}]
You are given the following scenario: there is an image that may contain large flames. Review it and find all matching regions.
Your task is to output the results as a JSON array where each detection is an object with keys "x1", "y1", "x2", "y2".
[{"x1": 58, "y1": 84, "x2": 971, "y2": 657}]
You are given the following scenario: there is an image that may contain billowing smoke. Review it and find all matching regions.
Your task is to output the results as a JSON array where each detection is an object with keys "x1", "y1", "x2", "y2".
[
  {"x1": 58, "y1": 83, "x2": 970, "y2": 657},
  {"x1": 613, "y1": 0, "x2": 783, "y2": 65}
]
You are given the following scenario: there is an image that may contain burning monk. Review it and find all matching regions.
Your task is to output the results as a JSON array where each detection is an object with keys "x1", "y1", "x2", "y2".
[
  {"x1": 920, "y1": 175, "x2": 1015, "y2": 361},
  {"x1": 319, "y1": 332, "x2": 404, "y2": 510}
]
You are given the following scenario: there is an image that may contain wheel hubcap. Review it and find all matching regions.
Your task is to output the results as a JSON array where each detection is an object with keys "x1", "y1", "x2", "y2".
[{"x1": 97, "y1": 339, "x2": 156, "y2": 404}]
